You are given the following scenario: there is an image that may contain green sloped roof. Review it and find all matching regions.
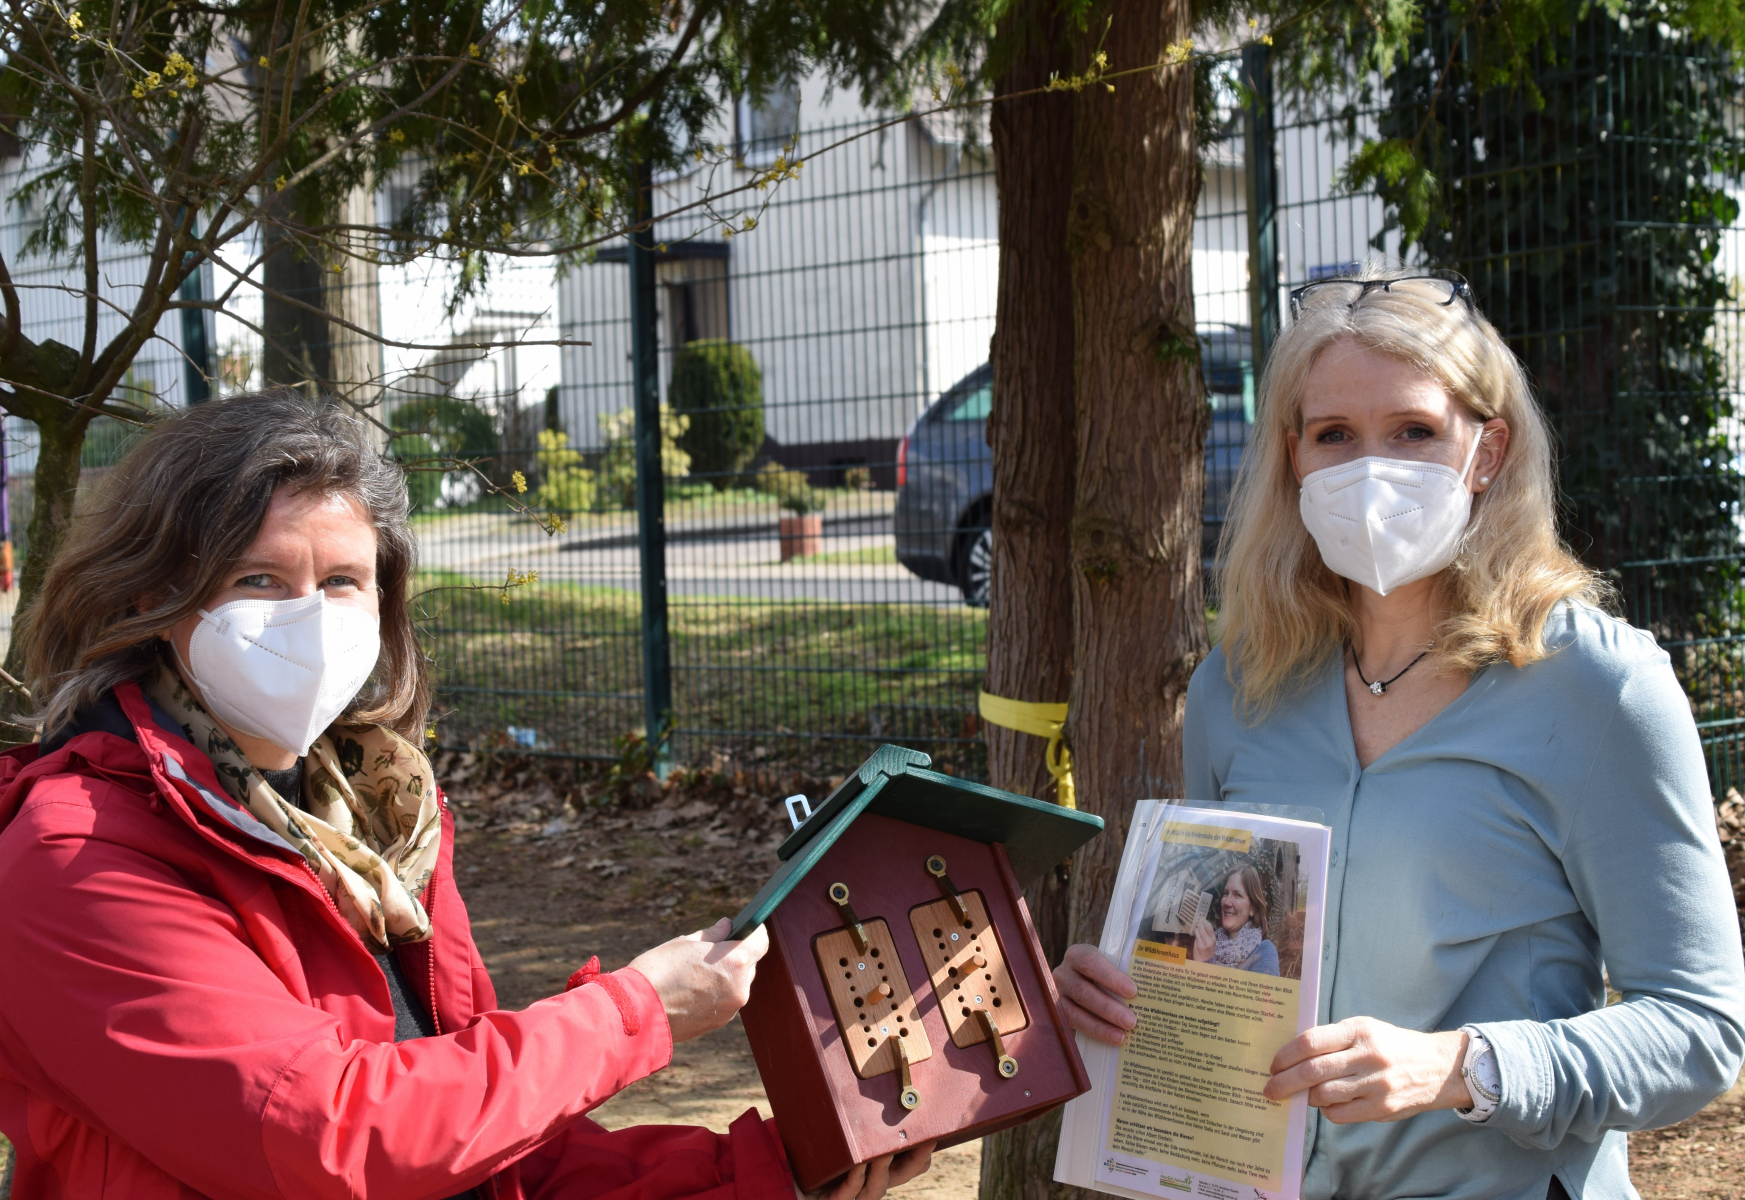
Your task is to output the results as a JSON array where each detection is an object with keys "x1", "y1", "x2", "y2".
[{"x1": 729, "y1": 744, "x2": 1103, "y2": 939}]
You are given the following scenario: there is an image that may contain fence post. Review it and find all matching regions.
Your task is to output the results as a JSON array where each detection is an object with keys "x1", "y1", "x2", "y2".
[
  {"x1": 1242, "y1": 43, "x2": 1280, "y2": 372},
  {"x1": 628, "y1": 161, "x2": 674, "y2": 777}
]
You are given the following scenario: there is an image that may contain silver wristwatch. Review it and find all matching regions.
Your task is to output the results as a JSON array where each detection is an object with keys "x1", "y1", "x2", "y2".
[{"x1": 1455, "y1": 1025, "x2": 1501, "y2": 1124}]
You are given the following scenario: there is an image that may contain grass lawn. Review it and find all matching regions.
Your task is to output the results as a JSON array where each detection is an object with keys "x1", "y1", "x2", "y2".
[
  {"x1": 413, "y1": 572, "x2": 985, "y2": 765},
  {"x1": 412, "y1": 484, "x2": 891, "y2": 535},
  {"x1": 793, "y1": 543, "x2": 897, "y2": 566}
]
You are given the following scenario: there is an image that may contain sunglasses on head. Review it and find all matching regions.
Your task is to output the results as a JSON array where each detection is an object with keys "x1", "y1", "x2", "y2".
[{"x1": 1288, "y1": 273, "x2": 1476, "y2": 320}]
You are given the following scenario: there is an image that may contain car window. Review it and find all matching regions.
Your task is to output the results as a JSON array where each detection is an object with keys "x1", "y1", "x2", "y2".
[{"x1": 944, "y1": 382, "x2": 993, "y2": 422}]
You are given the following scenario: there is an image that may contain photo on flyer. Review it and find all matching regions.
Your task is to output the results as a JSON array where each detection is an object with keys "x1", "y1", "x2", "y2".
[{"x1": 1089, "y1": 806, "x2": 1330, "y2": 1200}]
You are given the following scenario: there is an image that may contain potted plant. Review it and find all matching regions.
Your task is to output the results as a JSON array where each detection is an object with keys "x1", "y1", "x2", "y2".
[{"x1": 758, "y1": 466, "x2": 826, "y2": 561}]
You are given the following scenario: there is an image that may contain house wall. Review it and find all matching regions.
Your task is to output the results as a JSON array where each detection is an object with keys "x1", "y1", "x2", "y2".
[{"x1": 554, "y1": 76, "x2": 1000, "y2": 462}]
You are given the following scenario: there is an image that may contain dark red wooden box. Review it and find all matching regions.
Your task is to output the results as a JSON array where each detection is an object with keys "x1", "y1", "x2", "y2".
[{"x1": 729, "y1": 746, "x2": 1103, "y2": 1190}]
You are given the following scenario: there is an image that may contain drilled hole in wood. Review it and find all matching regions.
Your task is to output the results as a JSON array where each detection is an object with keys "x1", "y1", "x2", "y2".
[
  {"x1": 909, "y1": 889, "x2": 1030, "y2": 1051},
  {"x1": 867, "y1": 1038, "x2": 876, "y2": 1047},
  {"x1": 839, "y1": 958, "x2": 848, "y2": 967},
  {"x1": 993, "y1": 998, "x2": 1003, "y2": 1007},
  {"x1": 932, "y1": 928, "x2": 943, "y2": 938},
  {"x1": 870, "y1": 948, "x2": 880, "y2": 957},
  {"x1": 854, "y1": 998, "x2": 864, "y2": 1007},
  {"x1": 900, "y1": 1027, "x2": 910, "y2": 1037}
]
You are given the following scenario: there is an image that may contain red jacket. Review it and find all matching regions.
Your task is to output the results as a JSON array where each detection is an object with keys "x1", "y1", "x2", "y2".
[{"x1": 0, "y1": 682, "x2": 794, "y2": 1200}]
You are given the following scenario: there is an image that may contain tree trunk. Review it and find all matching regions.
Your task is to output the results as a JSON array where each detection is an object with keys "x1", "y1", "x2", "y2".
[
  {"x1": 324, "y1": 185, "x2": 384, "y2": 409},
  {"x1": 982, "y1": 0, "x2": 1078, "y2": 883},
  {"x1": 1, "y1": 410, "x2": 93, "y2": 714},
  {"x1": 977, "y1": 8, "x2": 1082, "y2": 1200},
  {"x1": 1064, "y1": 0, "x2": 1207, "y2": 945}
]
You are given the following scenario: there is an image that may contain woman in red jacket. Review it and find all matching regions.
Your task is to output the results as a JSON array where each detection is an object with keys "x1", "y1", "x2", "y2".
[{"x1": 0, "y1": 393, "x2": 933, "y2": 1200}]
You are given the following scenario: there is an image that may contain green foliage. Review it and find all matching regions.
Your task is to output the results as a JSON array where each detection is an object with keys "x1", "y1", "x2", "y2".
[
  {"x1": 669, "y1": 340, "x2": 767, "y2": 488},
  {"x1": 753, "y1": 462, "x2": 826, "y2": 514},
  {"x1": 392, "y1": 432, "x2": 447, "y2": 512},
  {"x1": 536, "y1": 428, "x2": 599, "y2": 512},
  {"x1": 1360, "y1": 3, "x2": 1744, "y2": 644},
  {"x1": 598, "y1": 405, "x2": 692, "y2": 508},
  {"x1": 0, "y1": 0, "x2": 976, "y2": 328},
  {"x1": 389, "y1": 396, "x2": 501, "y2": 463}
]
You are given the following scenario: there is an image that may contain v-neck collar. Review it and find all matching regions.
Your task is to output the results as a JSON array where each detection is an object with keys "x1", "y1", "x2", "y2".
[{"x1": 1330, "y1": 650, "x2": 1494, "y2": 774}]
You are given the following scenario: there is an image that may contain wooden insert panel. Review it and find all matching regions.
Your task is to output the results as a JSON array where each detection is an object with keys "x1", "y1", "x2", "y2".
[
  {"x1": 812, "y1": 919, "x2": 934, "y2": 1079},
  {"x1": 909, "y1": 891, "x2": 1029, "y2": 1048}
]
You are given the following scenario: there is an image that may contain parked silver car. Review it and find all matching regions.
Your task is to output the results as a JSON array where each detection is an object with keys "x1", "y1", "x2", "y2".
[{"x1": 893, "y1": 326, "x2": 1254, "y2": 605}]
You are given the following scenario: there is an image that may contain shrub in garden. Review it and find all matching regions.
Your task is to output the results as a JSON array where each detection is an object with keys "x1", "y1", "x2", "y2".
[
  {"x1": 669, "y1": 340, "x2": 765, "y2": 488},
  {"x1": 598, "y1": 405, "x2": 692, "y2": 508},
  {"x1": 536, "y1": 429, "x2": 598, "y2": 512}
]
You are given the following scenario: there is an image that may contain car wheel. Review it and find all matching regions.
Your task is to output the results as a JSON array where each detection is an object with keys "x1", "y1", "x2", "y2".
[{"x1": 957, "y1": 524, "x2": 992, "y2": 608}]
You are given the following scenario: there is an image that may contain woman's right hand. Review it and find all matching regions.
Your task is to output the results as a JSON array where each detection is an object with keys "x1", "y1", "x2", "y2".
[
  {"x1": 1052, "y1": 944, "x2": 1139, "y2": 1046},
  {"x1": 1191, "y1": 919, "x2": 1216, "y2": 963},
  {"x1": 628, "y1": 918, "x2": 770, "y2": 1042}
]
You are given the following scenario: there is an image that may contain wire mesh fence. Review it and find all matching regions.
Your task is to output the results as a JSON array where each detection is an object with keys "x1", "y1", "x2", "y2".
[{"x1": 1, "y1": 23, "x2": 1740, "y2": 787}]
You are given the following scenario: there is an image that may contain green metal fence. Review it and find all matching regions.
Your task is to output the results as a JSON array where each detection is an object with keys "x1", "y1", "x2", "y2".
[
  {"x1": 3, "y1": 22, "x2": 1740, "y2": 787},
  {"x1": 1360, "y1": 7, "x2": 1745, "y2": 790}
]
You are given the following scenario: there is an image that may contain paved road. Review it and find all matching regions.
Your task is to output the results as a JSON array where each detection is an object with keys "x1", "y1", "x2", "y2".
[{"x1": 416, "y1": 505, "x2": 968, "y2": 607}]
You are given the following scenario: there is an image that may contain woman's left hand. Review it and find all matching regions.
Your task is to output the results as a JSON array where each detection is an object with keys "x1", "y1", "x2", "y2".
[
  {"x1": 1264, "y1": 1017, "x2": 1471, "y2": 1123},
  {"x1": 799, "y1": 1142, "x2": 936, "y2": 1200}
]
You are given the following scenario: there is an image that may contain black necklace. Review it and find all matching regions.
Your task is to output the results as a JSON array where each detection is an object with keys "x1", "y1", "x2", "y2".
[{"x1": 1351, "y1": 645, "x2": 1431, "y2": 696}]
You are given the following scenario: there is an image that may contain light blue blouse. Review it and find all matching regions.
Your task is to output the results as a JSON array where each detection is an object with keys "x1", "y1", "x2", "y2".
[{"x1": 1183, "y1": 603, "x2": 1745, "y2": 1200}]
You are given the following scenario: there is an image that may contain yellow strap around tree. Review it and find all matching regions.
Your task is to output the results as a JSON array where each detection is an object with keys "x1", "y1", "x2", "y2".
[{"x1": 977, "y1": 691, "x2": 1075, "y2": 809}]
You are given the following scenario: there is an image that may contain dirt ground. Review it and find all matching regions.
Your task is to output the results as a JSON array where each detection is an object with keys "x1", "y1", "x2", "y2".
[{"x1": 441, "y1": 750, "x2": 1745, "y2": 1199}]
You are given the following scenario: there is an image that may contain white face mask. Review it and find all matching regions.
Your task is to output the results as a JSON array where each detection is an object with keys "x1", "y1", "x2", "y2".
[
  {"x1": 1297, "y1": 433, "x2": 1483, "y2": 596},
  {"x1": 180, "y1": 590, "x2": 382, "y2": 756}
]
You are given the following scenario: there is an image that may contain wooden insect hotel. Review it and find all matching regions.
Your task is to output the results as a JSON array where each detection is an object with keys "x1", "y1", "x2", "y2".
[{"x1": 730, "y1": 745, "x2": 1103, "y2": 1189}]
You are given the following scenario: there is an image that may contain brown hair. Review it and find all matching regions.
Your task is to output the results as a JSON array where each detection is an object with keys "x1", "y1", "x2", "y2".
[
  {"x1": 24, "y1": 391, "x2": 428, "y2": 740},
  {"x1": 1224, "y1": 865, "x2": 1270, "y2": 935}
]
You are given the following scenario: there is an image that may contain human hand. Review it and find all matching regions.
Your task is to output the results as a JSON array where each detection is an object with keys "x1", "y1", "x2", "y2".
[
  {"x1": 1052, "y1": 943, "x2": 1139, "y2": 1046},
  {"x1": 797, "y1": 1142, "x2": 935, "y2": 1200},
  {"x1": 1191, "y1": 919, "x2": 1215, "y2": 963},
  {"x1": 627, "y1": 918, "x2": 769, "y2": 1043},
  {"x1": 1264, "y1": 1017, "x2": 1470, "y2": 1123}
]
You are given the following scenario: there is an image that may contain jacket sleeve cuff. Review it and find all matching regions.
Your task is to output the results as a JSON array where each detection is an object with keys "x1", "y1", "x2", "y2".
[
  {"x1": 1471, "y1": 1019, "x2": 1555, "y2": 1142},
  {"x1": 566, "y1": 961, "x2": 673, "y2": 1082}
]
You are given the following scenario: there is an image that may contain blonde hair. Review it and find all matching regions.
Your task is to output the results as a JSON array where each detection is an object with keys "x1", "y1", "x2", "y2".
[{"x1": 1216, "y1": 268, "x2": 1607, "y2": 712}]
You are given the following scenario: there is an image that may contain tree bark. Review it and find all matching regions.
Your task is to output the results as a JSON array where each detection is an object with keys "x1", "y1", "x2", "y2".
[
  {"x1": 976, "y1": 7, "x2": 1082, "y2": 1200},
  {"x1": 0, "y1": 408, "x2": 94, "y2": 715},
  {"x1": 982, "y1": 0, "x2": 1078, "y2": 863},
  {"x1": 1064, "y1": 0, "x2": 1207, "y2": 947}
]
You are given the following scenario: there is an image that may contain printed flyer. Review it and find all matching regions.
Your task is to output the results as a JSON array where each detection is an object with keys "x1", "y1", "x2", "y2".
[{"x1": 1055, "y1": 802, "x2": 1330, "y2": 1200}]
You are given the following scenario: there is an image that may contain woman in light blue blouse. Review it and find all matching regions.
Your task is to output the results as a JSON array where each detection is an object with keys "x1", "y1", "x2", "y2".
[{"x1": 1053, "y1": 271, "x2": 1745, "y2": 1200}]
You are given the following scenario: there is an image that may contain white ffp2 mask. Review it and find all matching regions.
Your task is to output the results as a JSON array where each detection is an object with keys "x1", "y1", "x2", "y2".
[
  {"x1": 181, "y1": 591, "x2": 382, "y2": 756},
  {"x1": 1297, "y1": 437, "x2": 1482, "y2": 596}
]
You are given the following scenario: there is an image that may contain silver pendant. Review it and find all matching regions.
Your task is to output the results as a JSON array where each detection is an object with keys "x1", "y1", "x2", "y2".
[{"x1": 1370, "y1": 681, "x2": 1385, "y2": 696}]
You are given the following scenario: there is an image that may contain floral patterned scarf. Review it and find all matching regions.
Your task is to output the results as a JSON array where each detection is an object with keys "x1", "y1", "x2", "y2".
[
  {"x1": 1212, "y1": 922, "x2": 1264, "y2": 968},
  {"x1": 149, "y1": 663, "x2": 442, "y2": 951}
]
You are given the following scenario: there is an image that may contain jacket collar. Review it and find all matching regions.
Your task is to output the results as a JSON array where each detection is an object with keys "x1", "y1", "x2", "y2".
[{"x1": 0, "y1": 680, "x2": 303, "y2": 868}]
